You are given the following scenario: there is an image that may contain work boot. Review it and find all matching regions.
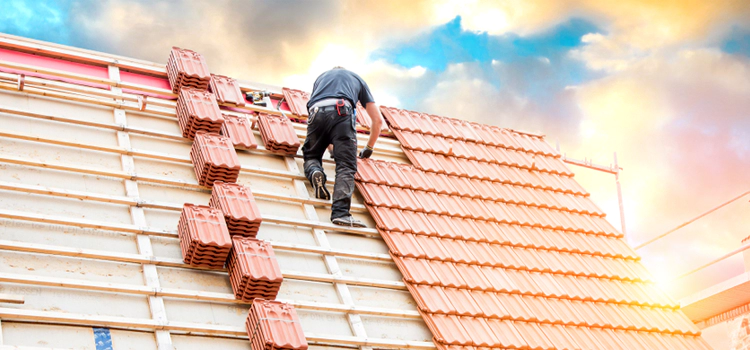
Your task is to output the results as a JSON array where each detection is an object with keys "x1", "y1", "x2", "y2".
[
  {"x1": 310, "y1": 170, "x2": 330, "y2": 200},
  {"x1": 332, "y1": 215, "x2": 366, "y2": 228}
]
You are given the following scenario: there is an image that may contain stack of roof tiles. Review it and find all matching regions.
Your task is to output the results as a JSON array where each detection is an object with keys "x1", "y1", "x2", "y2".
[
  {"x1": 209, "y1": 181, "x2": 262, "y2": 237},
  {"x1": 221, "y1": 113, "x2": 258, "y2": 150},
  {"x1": 246, "y1": 299, "x2": 308, "y2": 350},
  {"x1": 210, "y1": 74, "x2": 246, "y2": 106},
  {"x1": 227, "y1": 236, "x2": 283, "y2": 301},
  {"x1": 257, "y1": 113, "x2": 301, "y2": 155},
  {"x1": 167, "y1": 47, "x2": 211, "y2": 93},
  {"x1": 281, "y1": 87, "x2": 310, "y2": 118},
  {"x1": 177, "y1": 203, "x2": 232, "y2": 269},
  {"x1": 191, "y1": 131, "x2": 241, "y2": 186},
  {"x1": 352, "y1": 106, "x2": 712, "y2": 350},
  {"x1": 176, "y1": 88, "x2": 224, "y2": 139}
]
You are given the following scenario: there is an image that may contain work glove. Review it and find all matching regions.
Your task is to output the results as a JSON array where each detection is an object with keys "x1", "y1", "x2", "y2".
[{"x1": 359, "y1": 145, "x2": 374, "y2": 159}]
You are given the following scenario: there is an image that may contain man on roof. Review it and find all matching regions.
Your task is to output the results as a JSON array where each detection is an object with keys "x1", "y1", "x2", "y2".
[{"x1": 302, "y1": 66, "x2": 383, "y2": 228}]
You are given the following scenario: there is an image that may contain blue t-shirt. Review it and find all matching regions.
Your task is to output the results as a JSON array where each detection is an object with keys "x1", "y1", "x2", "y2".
[{"x1": 306, "y1": 69, "x2": 375, "y2": 111}]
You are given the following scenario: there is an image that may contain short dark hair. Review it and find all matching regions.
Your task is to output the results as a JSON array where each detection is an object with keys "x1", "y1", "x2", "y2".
[{"x1": 332, "y1": 66, "x2": 345, "y2": 70}]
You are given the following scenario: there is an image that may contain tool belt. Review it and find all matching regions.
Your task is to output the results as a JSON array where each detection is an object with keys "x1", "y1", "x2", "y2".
[{"x1": 310, "y1": 98, "x2": 352, "y2": 116}]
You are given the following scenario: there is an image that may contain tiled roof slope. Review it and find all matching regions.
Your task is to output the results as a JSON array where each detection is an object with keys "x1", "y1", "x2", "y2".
[{"x1": 355, "y1": 106, "x2": 711, "y2": 350}]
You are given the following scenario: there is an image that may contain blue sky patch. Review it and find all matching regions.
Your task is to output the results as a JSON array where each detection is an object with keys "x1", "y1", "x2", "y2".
[
  {"x1": 373, "y1": 16, "x2": 599, "y2": 71},
  {"x1": 0, "y1": 0, "x2": 71, "y2": 45},
  {"x1": 721, "y1": 25, "x2": 750, "y2": 58}
]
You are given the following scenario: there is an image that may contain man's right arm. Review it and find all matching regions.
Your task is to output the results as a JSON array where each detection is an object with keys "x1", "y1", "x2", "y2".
[{"x1": 359, "y1": 102, "x2": 382, "y2": 158}]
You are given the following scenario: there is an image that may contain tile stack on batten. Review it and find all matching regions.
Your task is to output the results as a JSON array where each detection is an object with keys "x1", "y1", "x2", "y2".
[
  {"x1": 247, "y1": 299, "x2": 308, "y2": 350},
  {"x1": 168, "y1": 48, "x2": 298, "y2": 348},
  {"x1": 257, "y1": 113, "x2": 301, "y2": 155}
]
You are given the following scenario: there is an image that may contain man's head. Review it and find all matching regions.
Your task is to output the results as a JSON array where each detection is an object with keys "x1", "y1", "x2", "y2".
[{"x1": 332, "y1": 66, "x2": 345, "y2": 70}]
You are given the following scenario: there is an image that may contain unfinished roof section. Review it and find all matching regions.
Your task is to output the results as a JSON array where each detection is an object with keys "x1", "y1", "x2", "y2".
[{"x1": 353, "y1": 105, "x2": 713, "y2": 349}]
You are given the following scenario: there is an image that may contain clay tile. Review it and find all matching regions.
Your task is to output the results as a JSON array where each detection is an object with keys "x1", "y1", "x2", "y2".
[
  {"x1": 281, "y1": 88, "x2": 311, "y2": 117},
  {"x1": 458, "y1": 197, "x2": 492, "y2": 221},
  {"x1": 544, "y1": 297, "x2": 583, "y2": 325},
  {"x1": 493, "y1": 293, "x2": 534, "y2": 321},
  {"x1": 424, "y1": 172, "x2": 461, "y2": 196},
  {"x1": 257, "y1": 113, "x2": 301, "y2": 155},
  {"x1": 413, "y1": 234, "x2": 452, "y2": 261},
  {"x1": 191, "y1": 131, "x2": 241, "y2": 186},
  {"x1": 529, "y1": 271, "x2": 566, "y2": 298},
  {"x1": 469, "y1": 220, "x2": 506, "y2": 245},
  {"x1": 484, "y1": 319, "x2": 527, "y2": 349},
  {"x1": 400, "y1": 210, "x2": 438, "y2": 235},
  {"x1": 449, "y1": 217, "x2": 486, "y2": 242},
  {"x1": 405, "y1": 149, "x2": 442, "y2": 173},
  {"x1": 438, "y1": 193, "x2": 469, "y2": 218},
  {"x1": 422, "y1": 313, "x2": 473, "y2": 346},
  {"x1": 380, "y1": 106, "x2": 415, "y2": 131},
  {"x1": 441, "y1": 239, "x2": 479, "y2": 265},
  {"x1": 565, "y1": 325, "x2": 607, "y2": 350},
  {"x1": 394, "y1": 129, "x2": 430, "y2": 151},
  {"x1": 442, "y1": 288, "x2": 484, "y2": 317},
  {"x1": 453, "y1": 263, "x2": 493, "y2": 290},
  {"x1": 393, "y1": 256, "x2": 441, "y2": 285},
  {"x1": 380, "y1": 231, "x2": 424, "y2": 258},
  {"x1": 469, "y1": 291, "x2": 509, "y2": 319},
  {"x1": 454, "y1": 158, "x2": 483, "y2": 180},
  {"x1": 176, "y1": 88, "x2": 224, "y2": 138},
  {"x1": 538, "y1": 323, "x2": 583, "y2": 350},
  {"x1": 228, "y1": 237, "x2": 282, "y2": 301},
  {"x1": 425, "y1": 213, "x2": 461, "y2": 238},
  {"x1": 355, "y1": 158, "x2": 387, "y2": 184},
  {"x1": 445, "y1": 174, "x2": 480, "y2": 198},
  {"x1": 488, "y1": 244, "x2": 522, "y2": 269},
  {"x1": 367, "y1": 205, "x2": 410, "y2": 232},
  {"x1": 209, "y1": 74, "x2": 245, "y2": 106},
  {"x1": 398, "y1": 163, "x2": 433, "y2": 192},
  {"x1": 429, "y1": 114, "x2": 462, "y2": 139},
  {"x1": 412, "y1": 112, "x2": 440, "y2": 135},
  {"x1": 412, "y1": 190, "x2": 450, "y2": 215},
  {"x1": 167, "y1": 47, "x2": 211, "y2": 92},
  {"x1": 428, "y1": 260, "x2": 468, "y2": 289},
  {"x1": 513, "y1": 320, "x2": 555, "y2": 350},
  {"x1": 356, "y1": 182, "x2": 396, "y2": 208},
  {"x1": 178, "y1": 203, "x2": 232, "y2": 268},
  {"x1": 505, "y1": 269, "x2": 541, "y2": 295},
  {"x1": 478, "y1": 267, "x2": 518, "y2": 293},
  {"x1": 570, "y1": 300, "x2": 609, "y2": 327},
  {"x1": 248, "y1": 299, "x2": 308, "y2": 350},
  {"x1": 389, "y1": 187, "x2": 422, "y2": 211},
  {"x1": 464, "y1": 241, "x2": 499, "y2": 266},
  {"x1": 406, "y1": 283, "x2": 457, "y2": 314},
  {"x1": 460, "y1": 316, "x2": 503, "y2": 347},
  {"x1": 422, "y1": 133, "x2": 453, "y2": 154},
  {"x1": 209, "y1": 181, "x2": 262, "y2": 237},
  {"x1": 220, "y1": 113, "x2": 258, "y2": 149},
  {"x1": 468, "y1": 179, "x2": 501, "y2": 202},
  {"x1": 449, "y1": 140, "x2": 474, "y2": 160},
  {"x1": 436, "y1": 154, "x2": 469, "y2": 177}
]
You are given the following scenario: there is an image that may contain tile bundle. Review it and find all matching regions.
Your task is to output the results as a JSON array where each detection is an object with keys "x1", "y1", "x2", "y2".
[
  {"x1": 281, "y1": 87, "x2": 310, "y2": 118},
  {"x1": 227, "y1": 237, "x2": 283, "y2": 301},
  {"x1": 210, "y1": 74, "x2": 246, "y2": 106},
  {"x1": 209, "y1": 181, "x2": 262, "y2": 237},
  {"x1": 191, "y1": 131, "x2": 241, "y2": 186},
  {"x1": 167, "y1": 47, "x2": 211, "y2": 93},
  {"x1": 246, "y1": 299, "x2": 308, "y2": 350},
  {"x1": 176, "y1": 87, "x2": 224, "y2": 139},
  {"x1": 257, "y1": 113, "x2": 300, "y2": 155},
  {"x1": 221, "y1": 113, "x2": 258, "y2": 149},
  {"x1": 177, "y1": 203, "x2": 232, "y2": 269}
]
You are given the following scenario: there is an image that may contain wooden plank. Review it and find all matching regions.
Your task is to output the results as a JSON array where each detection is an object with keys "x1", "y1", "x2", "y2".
[
  {"x1": 0, "y1": 294, "x2": 24, "y2": 304},
  {"x1": 0, "y1": 238, "x2": 404, "y2": 290},
  {"x1": 0, "y1": 271, "x2": 418, "y2": 318},
  {"x1": 0, "y1": 308, "x2": 435, "y2": 349}
]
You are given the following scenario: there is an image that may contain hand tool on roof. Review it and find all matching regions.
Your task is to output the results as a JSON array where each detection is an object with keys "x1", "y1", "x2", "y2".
[{"x1": 246, "y1": 90, "x2": 270, "y2": 107}]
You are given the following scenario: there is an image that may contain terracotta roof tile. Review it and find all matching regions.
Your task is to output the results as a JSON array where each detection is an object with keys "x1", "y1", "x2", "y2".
[
  {"x1": 422, "y1": 313, "x2": 473, "y2": 346},
  {"x1": 220, "y1": 113, "x2": 258, "y2": 150},
  {"x1": 357, "y1": 108, "x2": 705, "y2": 348},
  {"x1": 177, "y1": 203, "x2": 232, "y2": 269},
  {"x1": 167, "y1": 47, "x2": 211, "y2": 92},
  {"x1": 257, "y1": 113, "x2": 301, "y2": 155},
  {"x1": 209, "y1": 74, "x2": 245, "y2": 106},
  {"x1": 407, "y1": 283, "x2": 457, "y2": 314},
  {"x1": 247, "y1": 299, "x2": 308, "y2": 350},
  {"x1": 354, "y1": 158, "x2": 387, "y2": 184},
  {"x1": 281, "y1": 88, "x2": 310, "y2": 117},
  {"x1": 191, "y1": 131, "x2": 241, "y2": 186},
  {"x1": 176, "y1": 87, "x2": 224, "y2": 139},
  {"x1": 227, "y1": 236, "x2": 282, "y2": 301},
  {"x1": 209, "y1": 181, "x2": 262, "y2": 237}
]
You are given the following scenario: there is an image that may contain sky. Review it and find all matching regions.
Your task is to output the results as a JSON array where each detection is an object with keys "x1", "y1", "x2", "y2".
[{"x1": 1, "y1": 0, "x2": 750, "y2": 297}]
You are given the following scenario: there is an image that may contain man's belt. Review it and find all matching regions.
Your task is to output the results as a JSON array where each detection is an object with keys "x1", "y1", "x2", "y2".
[{"x1": 310, "y1": 98, "x2": 353, "y2": 116}]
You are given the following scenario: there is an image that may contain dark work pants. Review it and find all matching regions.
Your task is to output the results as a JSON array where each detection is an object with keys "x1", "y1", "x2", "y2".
[{"x1": 302, "y1": 108, "x2": 358, "y2": 220}]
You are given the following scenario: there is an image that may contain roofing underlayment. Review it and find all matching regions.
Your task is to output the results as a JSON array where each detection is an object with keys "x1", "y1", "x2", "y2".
[{"x1": 0, "y1": 33, "x2": 715, "y2": 350}]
